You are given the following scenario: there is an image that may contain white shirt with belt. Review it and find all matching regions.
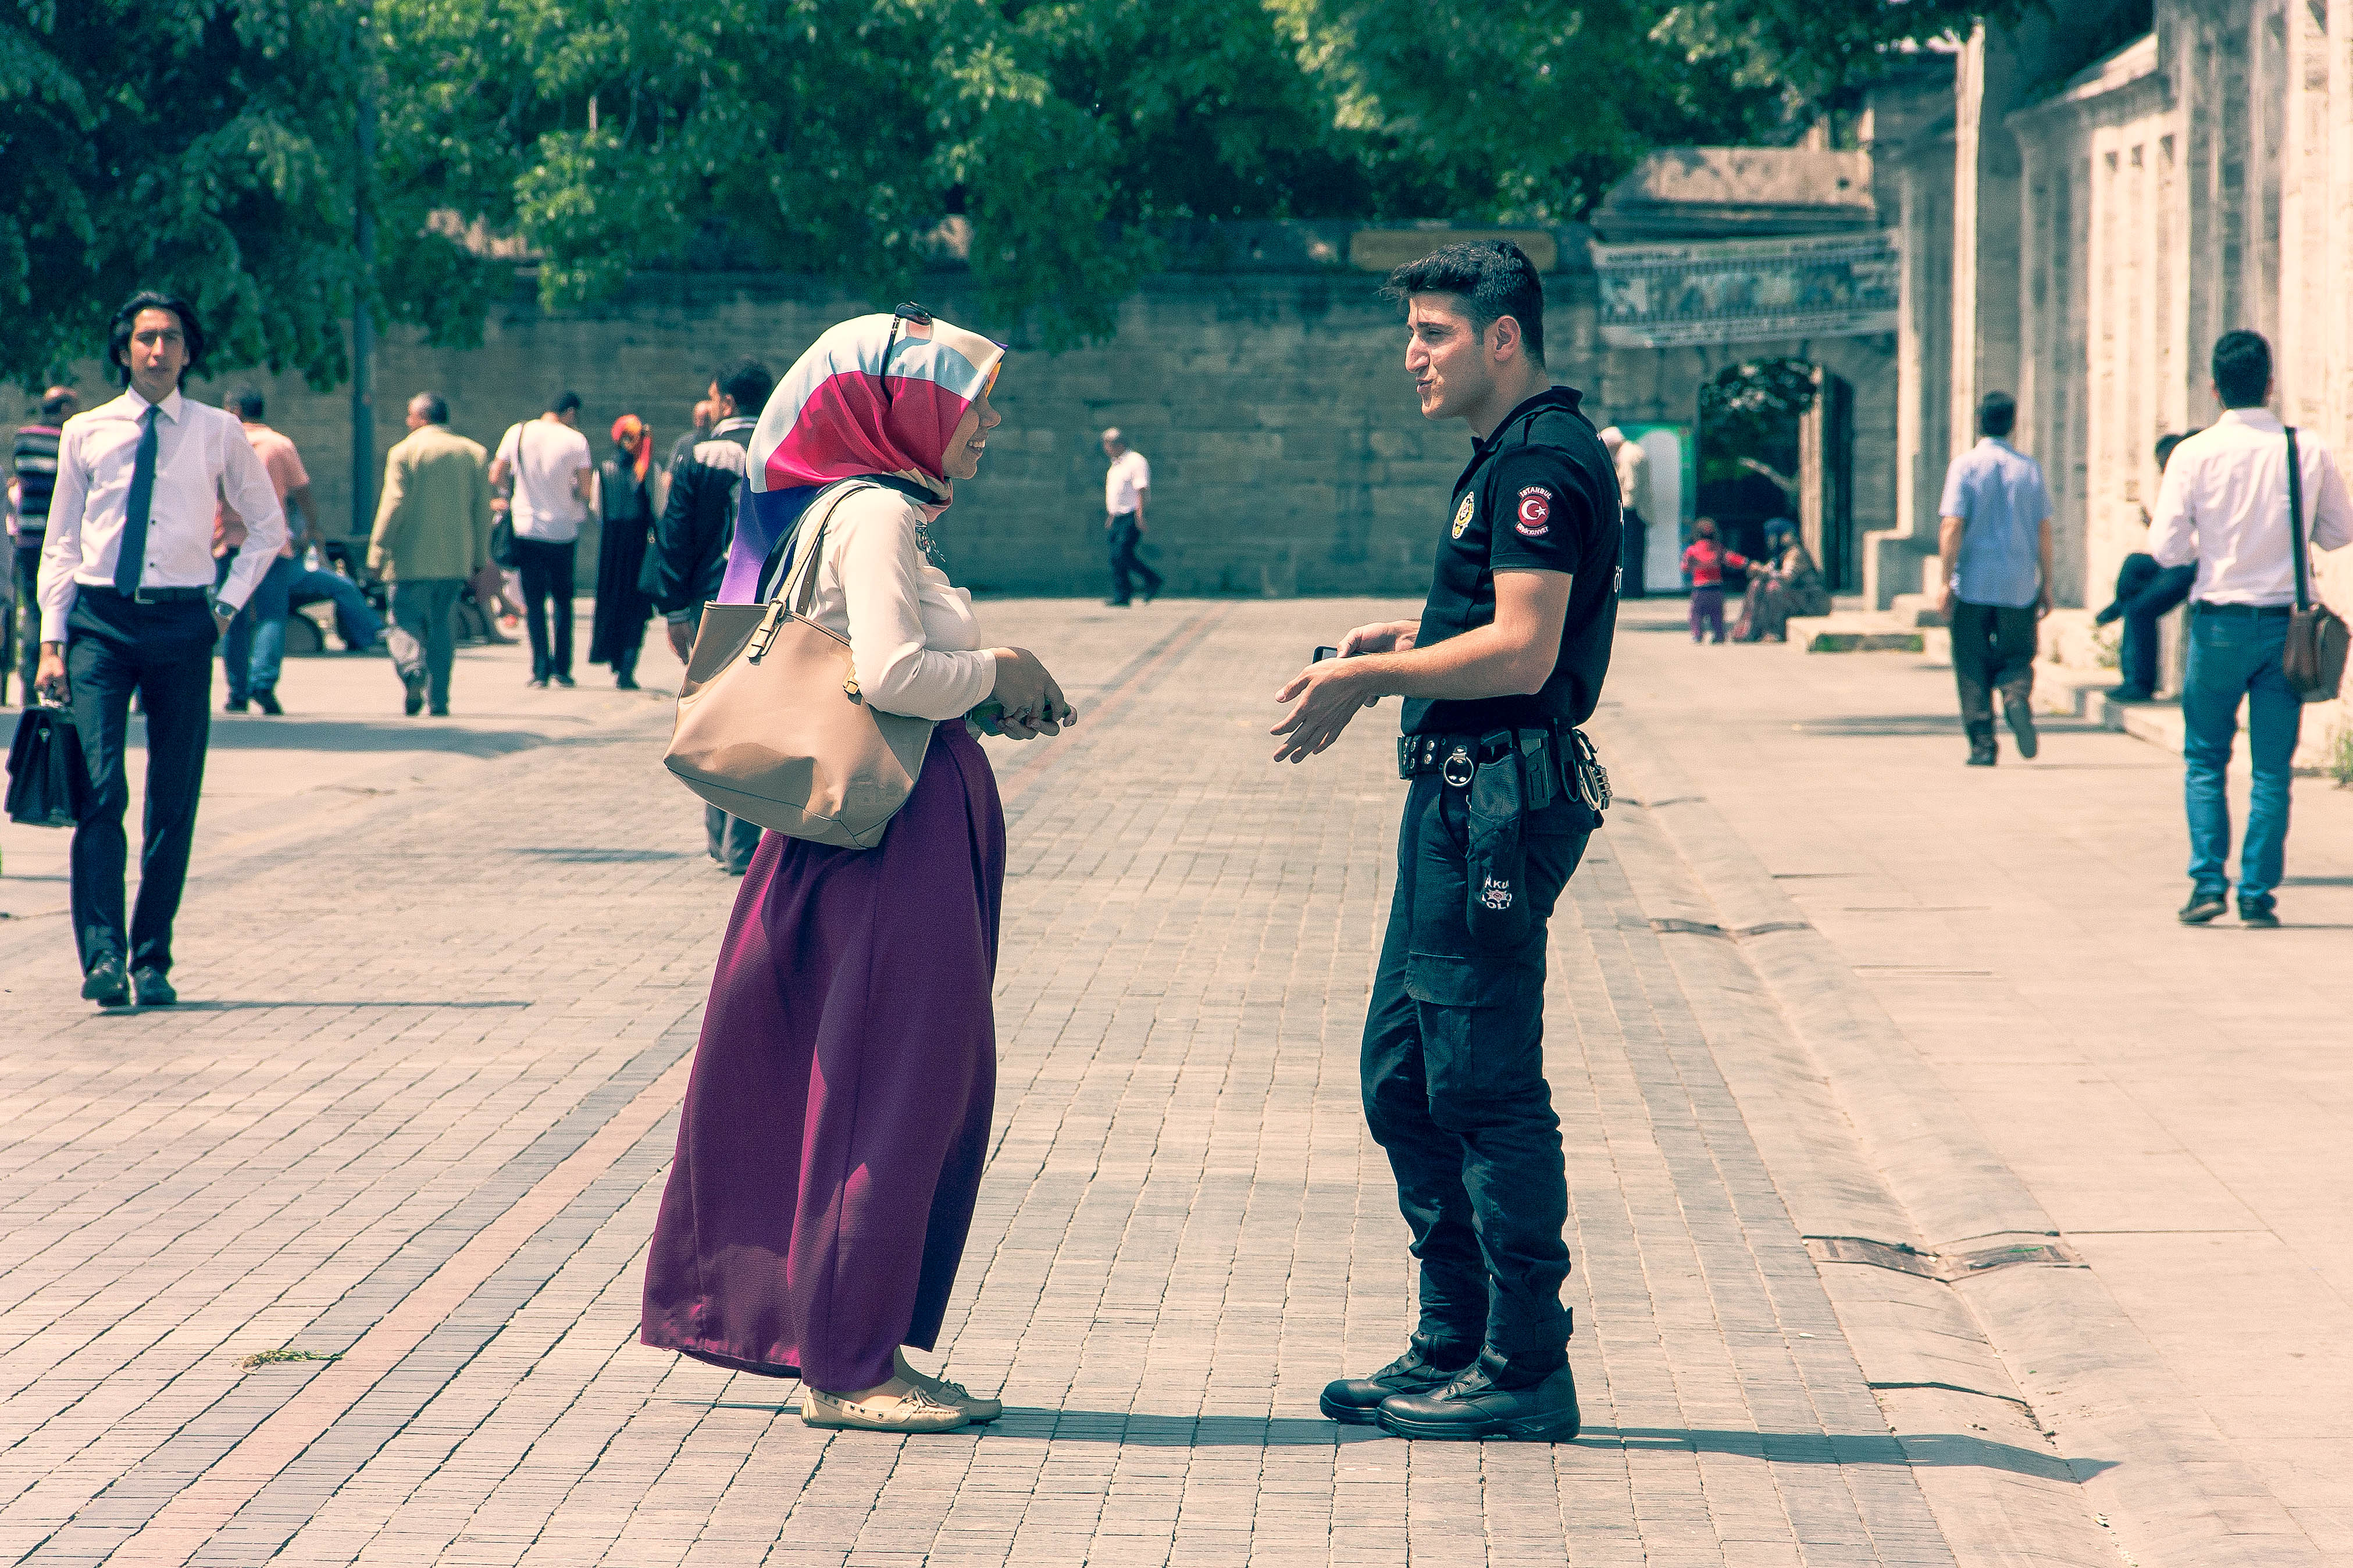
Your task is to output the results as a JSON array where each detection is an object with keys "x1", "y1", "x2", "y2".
[
  {"x1": 37, "y1": 388, "x2": 287, "y2": 642},
  {"x1": 1104, "y1": 449, "x2": 1150, "y2": 516},
  {"x1": 2148, "y1": 407, "x2": 2353, "y2": 605}
]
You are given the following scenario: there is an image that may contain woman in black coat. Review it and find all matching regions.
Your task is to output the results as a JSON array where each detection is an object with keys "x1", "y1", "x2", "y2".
[{"x1": 590, "y1": 415, "x2": 658, "y2": 688}]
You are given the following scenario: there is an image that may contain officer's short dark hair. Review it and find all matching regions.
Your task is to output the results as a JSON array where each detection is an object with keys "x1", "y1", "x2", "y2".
[
  {"x1": 1381, "y1": 240, "x2": 1546, "y2": 367},
  {"x1": 550, "y1": 390, "x2": 583, "y2": 415},
  {"x1": 413, "y1": 391, "x2": 450, "y2": 424},
  {"x1": 2155, "y1": 429, "x2": 2199, "y2": 471},
  {"x1": 39, "y1": 387, "x2": 76, "y2": 420},
  {"x1": 717, "y1": 359, "x2": 774, "y2": 413},
  {"x1": 2213, "y1": 330, "x2": 2272, "y2": 408},
  {"x1": 106, "y1": 291, "x2": 206, "y2": 389},
  {"x1": 1977, "y1": 392, "x2": 2016, "y2": 438},
  {"x1": 231, "y1": 387, "x2": 266, "y2": 421}
]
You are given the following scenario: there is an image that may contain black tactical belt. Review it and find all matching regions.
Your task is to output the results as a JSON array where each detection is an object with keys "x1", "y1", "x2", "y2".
[{"x1": 1399, "y1": 725, "x2": 1612, "y2": 813}]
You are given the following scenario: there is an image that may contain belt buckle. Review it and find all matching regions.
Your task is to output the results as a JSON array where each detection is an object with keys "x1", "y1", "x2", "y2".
[
  {"x1": 131, "y1": 586, "x2": 160, "y2": 606},
  {"x1": 1440, "y1": 743, "x2": 1475, "y2": 789}
]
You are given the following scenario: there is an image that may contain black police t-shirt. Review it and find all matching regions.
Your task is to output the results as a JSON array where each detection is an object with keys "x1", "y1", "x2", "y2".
[{"x1": 1402, "y1": 385, "x2": 1622, "y2": 736}]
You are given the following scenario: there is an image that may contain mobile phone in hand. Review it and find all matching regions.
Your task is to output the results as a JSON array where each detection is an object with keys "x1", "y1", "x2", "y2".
[{"x1": 1313, "y1": 646, "x2": 1340, "y2": 663}]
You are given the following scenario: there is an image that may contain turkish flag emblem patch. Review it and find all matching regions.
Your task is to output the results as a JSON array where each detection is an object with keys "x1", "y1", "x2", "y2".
[{"x1": 1515, "y1": 486, "x2": 1553, "y2": 537}]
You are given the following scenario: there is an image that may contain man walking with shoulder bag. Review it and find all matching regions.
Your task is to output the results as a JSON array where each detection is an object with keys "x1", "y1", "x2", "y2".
[
  {"x1": 490, "y1": 390, "x2": 594, "y2": 688},
  {"x1": 2151, "y1": 330, "x2": 2353, "y2": 927}
]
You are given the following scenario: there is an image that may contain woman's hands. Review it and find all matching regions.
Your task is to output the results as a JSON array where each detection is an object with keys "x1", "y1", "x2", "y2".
[{"x1": 988, "y1": 647, "x2": 1076, "y2": 740}]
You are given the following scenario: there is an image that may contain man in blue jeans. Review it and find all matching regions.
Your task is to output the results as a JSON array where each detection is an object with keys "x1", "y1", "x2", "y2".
[{"x1": 2149, "y1": 330, "x2": 2353, "y2": 926}]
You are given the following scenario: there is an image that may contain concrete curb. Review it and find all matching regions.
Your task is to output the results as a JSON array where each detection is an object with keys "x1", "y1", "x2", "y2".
[{"x1": 1595, "y1": 703, "x2": 2323, "y2": 1568}]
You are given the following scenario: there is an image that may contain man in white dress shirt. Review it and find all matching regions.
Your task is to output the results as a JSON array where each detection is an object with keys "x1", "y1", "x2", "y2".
[
  {"x1": 2149, "y1": 329, "x2": 2353, "y2": 927},
  {"x1": 34, "y1": 292, "x2": 287, "y2": 1008},
  {"x1": 1101, "y1": 427, "x2": 1163, "y2": 606}
]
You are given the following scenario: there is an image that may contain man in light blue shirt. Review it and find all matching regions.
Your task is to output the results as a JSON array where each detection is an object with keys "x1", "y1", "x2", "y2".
[{"x1": 1937, "y1": 391, "x2": 2052, "y2": 765}]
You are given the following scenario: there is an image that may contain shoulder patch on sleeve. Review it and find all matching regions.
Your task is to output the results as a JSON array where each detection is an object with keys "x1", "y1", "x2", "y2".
[{"x1": 1514, "y1": 484, "x2": 1555, "y2": 538}]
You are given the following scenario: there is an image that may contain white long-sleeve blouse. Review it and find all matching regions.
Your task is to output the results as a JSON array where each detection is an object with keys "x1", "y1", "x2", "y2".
[{"x1": 787, "y1": 484, "x2": 997, "y2": 721}]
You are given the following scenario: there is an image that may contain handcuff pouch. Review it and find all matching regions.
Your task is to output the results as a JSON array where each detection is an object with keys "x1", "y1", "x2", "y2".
[{"x1": 1464, "y1": 729, "x2": 1531, "y2": 948}]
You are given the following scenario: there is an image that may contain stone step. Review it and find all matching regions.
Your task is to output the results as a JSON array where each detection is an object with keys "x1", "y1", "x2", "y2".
[
  {"x1": 2030, "y1": 659, "x2": 2348, "y2": 774},
  {"x1": 1887, "y1": 593, "x2": 1948, "y2": 628},
  {"x1": 1788, "y1": 610, "x2": 1942, "y2": 655}
]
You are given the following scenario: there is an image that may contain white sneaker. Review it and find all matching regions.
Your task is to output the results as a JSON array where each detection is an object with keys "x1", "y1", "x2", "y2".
[
  {"x1": 895, "y1": 1348, "x2": 1003, "y2": 1422},
  {"x1": 801, "y1": 1379, "x2": 969, "y2": 1433}
]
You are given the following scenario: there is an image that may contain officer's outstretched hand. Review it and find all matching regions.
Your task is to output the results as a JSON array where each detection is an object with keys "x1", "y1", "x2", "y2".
[{"x1": 1271, "y1": 658, "x2": 1372, "y2": 764}]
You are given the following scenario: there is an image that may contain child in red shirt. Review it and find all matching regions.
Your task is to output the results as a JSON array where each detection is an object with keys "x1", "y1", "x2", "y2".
[{"x1": 1680, "y1": 518, "x2": 1749, "y2": 642}]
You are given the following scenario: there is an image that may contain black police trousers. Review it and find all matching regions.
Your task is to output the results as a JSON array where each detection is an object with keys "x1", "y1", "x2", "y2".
[{"x1": 1362, "y1": 770, "x2": 1595, "y2": 1388}]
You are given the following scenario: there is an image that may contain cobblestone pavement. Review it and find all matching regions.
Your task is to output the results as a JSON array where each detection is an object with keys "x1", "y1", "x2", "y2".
[{"x1": 9, "y1": 597, "x2": 2318, "y2": 1566}]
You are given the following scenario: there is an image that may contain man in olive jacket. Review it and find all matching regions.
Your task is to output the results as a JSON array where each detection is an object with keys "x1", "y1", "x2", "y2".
[{"x1": 370, "y1": 392, "x2": 493, "y2": 716}]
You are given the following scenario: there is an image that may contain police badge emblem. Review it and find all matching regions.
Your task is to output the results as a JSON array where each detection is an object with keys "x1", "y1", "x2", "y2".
[{"x1": 1451, "y1": 495, "x2": 1475, "y2": 538}]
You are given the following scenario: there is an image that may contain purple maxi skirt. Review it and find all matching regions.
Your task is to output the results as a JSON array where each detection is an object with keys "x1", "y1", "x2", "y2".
[{"x1": 641, "y1": 723, "x2": 1004, "y2": 1392}]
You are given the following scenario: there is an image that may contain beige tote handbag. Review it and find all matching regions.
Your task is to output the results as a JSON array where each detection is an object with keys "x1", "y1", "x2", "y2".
[{"x1": 663, "y1": 483, "x2": 938, "y2": 849}]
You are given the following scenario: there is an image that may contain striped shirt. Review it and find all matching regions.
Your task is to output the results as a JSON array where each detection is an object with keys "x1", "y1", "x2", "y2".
[{"x1": 10, "y1": 423, "x2": 62, "y2": 534}]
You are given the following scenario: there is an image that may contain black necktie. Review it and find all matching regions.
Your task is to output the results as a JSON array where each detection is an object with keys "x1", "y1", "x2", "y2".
[{"x1": 115, "y1": 405, "x2": 160, "y2": 593}]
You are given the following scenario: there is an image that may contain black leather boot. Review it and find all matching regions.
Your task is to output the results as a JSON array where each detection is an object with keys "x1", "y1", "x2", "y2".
[
  {"x1": 1318, "y1": 1346, "x2": 1471, "y2": 1426},
  {"x1": 1377, "y1": 1364, "x2": 1581, "y2": 1442},
  {"x1": 1965, "y1": 720, "x2": 1997, "y2": 766}
]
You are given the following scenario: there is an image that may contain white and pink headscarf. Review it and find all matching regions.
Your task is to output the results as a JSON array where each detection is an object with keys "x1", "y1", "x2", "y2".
[{"x1": 723, "y1": 309, "x2": 1005, "y2": 602}]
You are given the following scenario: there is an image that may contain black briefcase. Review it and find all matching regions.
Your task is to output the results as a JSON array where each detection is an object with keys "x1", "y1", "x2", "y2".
[{"x1": 5, "y1": 706, "x2": 87, "y2": 827}]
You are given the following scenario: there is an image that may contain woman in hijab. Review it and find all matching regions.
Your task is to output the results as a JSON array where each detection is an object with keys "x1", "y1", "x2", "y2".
[
  {"x1": 641, "y1": 308, "x2": 1075, "y2": 1434},
  {"x1": 590, "y1": 415, "x2": 658, "y2": 688}
]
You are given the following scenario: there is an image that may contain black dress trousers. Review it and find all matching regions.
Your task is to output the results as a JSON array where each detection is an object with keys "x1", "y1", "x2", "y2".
[
  {"x1": 1360, "y1": 773, "x2": 1596, "y2": 1388},
  {"x1": 63, "y1": 590, "x2": 218, "y2": 975}
]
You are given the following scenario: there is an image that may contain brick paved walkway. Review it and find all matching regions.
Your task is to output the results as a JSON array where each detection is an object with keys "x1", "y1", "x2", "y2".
[{"x1": 4, "y1": 599, "x2": 2261, "y2": 1566}]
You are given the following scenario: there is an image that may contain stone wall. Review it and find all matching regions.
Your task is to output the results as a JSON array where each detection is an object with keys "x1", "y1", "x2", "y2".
[
  {"x1": 44, "y1": 237, "x2": 1910, "y2": 603},
  {"x1": 157, "y1": 270, "x2": 1511, "y2": 599}
]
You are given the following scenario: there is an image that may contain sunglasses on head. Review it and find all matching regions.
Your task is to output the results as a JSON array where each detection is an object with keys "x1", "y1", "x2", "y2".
[{"x1": 879, "y1": 302, "x2": 933, "y2": 409}]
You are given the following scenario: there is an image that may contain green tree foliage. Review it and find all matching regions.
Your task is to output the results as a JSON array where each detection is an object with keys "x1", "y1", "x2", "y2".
[
  {"x1": 1270, "y1": 0, "x2": 1787, "y2": 220},
  {"x1": 6, "y1": 0, "x2": 2040, "y2": 386},
  {"x1": 0, "y1": 0, "x2": 387, "y2": 388},
  {"x1": 1653, "y1": 0, "x2": 2036, "y2": 104}
]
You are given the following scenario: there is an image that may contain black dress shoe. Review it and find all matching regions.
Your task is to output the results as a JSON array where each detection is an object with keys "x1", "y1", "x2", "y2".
[
  {"x1": 1319, "y1": 1347, "x2": 1471, "y2": 1426},
  {"x1": 1377, "y1": 1365, "x2": 1581, "y2": 1442},
  {"x1": 551, "y1": 672, "x2": 575, "y2": 688},
  {"x1": 224, "y1": 697, "x2": 249, "y2": 714},
  {"x1": 254, "y1": 690, "x2": 284, "y2": 716},
  {"x1": 2004, "y1": 699, "x2": 2038, "y2": 759},
  {"x1": 82, "y1": 954, "x2": 130, "y2": 1008},
  {"x1": 2179, "y1": 891, "x2": 2229, "y2": 924},
  {"x1": 131, "y1": 967, "x2": 177, "y2": 1006},
  {"x1": 1965, "y1": 720, "x2": 1997, "y2": 766}
]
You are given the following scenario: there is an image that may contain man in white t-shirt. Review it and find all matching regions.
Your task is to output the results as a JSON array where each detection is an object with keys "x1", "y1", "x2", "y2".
[
  {"x1": 490, "y1": 390, "x2": 595, "y2": 687},
  {"x1": 1101, "y1": 426, "x2": 1163, "y2": 606}
]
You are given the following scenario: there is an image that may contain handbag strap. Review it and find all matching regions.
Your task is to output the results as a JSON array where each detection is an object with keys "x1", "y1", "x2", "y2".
[
  {"x1": 2287, "y1": 426, "x2": 2313, "y2": 612},
  {"x1": 758, "y1": 481, "x2": 878, "y2": 609}
]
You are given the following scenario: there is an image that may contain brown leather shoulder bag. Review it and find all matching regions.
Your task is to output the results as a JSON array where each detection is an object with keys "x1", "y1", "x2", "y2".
[
  {"x1": 2283, "y1": 428, "x2": 2350, "y2": 702},
  {"x1": 662, "y1": 482, "x2": 936, "y2": 849}
]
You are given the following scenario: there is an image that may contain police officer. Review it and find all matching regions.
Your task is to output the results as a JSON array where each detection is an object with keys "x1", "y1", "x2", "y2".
[{"x1": 1272, "y1": 240, "x2": 1618, "y2": 1442}]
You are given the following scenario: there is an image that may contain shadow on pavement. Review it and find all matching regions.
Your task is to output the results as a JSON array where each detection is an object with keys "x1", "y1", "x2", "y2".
[
  {"x1": 202, "y1": 720, "x2": 549, "y2": 757},
  {"x1": 514, "y1": 848, "x2": 692, "y2": 863},
  {"x1": 754, "y1": 1412, "x2": 2116, "y2": 1477},
  {"x1": 115, "y1": 999, "x2": 533, "y2": 1012}
]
